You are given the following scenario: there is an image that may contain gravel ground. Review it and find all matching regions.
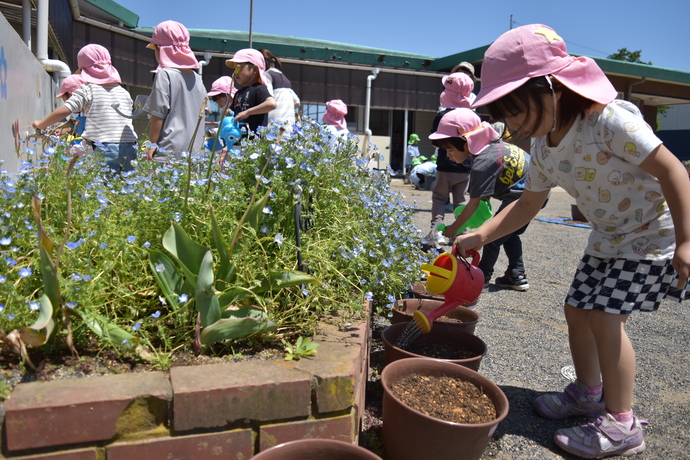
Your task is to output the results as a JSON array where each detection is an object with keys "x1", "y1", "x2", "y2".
[{"x1": 364, "y1": 180, "x2": 690, "y2": 460}]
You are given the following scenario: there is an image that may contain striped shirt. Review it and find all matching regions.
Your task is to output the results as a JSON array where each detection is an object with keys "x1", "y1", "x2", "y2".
[{"x1": 64, "y1": 83, "x2": 137, "y2": 144}]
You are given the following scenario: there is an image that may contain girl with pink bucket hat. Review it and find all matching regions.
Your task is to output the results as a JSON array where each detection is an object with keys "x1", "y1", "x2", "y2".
[
  {"x1": 142, "y1": 20, "x2": 207, "y2": 162},
  {"x1": 455, "y1": 24, "x2": 690, "y2": 458},
  {"x1": 33, "y1": 44, "x2": 138, "y2": 173},
  {"x1": 321, "y1": 99, "x2": 349, "y2": 139},
  {"x1": 225, "y1": 48, "x2": 277, "y2": 138}
]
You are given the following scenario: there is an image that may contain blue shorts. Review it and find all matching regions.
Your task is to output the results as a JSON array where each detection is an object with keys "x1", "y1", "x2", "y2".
[{"x1": 96, "y1": 142, "x2": 137, "y2": 173}]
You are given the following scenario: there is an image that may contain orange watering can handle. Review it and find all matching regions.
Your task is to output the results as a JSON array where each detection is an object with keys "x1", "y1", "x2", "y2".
[{"x1": 451, "y1": 246, "x2": 481, "y2": 266}]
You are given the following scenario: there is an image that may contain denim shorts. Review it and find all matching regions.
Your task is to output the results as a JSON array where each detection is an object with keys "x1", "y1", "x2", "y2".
[{"x1": 97, "y1": 142, "x2": 138, "y2": 173}]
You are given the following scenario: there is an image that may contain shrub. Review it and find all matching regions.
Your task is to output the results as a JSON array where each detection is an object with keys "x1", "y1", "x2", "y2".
[{"x1": 0, "y1": 119, "x2": 425, "y2": 363}]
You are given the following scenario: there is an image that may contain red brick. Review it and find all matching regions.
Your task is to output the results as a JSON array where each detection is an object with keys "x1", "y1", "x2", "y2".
[
  {"x1": 4, "y1": 372, "x2": 170, "y2": 452},
  {"x1": 1, "y1": 448, "x2": 98, "y2": 460},
  {"x1": 170, "y1": 361, "x2": 311, "y2": 432},
  {"x1": 106, "y1": 430, "x2": 253, "y2": 460},
  {"x1": 258, "y1": 412, "x2": 355, "y2": 451}
]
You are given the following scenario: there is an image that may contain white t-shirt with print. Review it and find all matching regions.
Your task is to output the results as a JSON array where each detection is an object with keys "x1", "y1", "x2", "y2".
[{"x1": 525, "y1": 100, "x2": 672, "y2": 261}]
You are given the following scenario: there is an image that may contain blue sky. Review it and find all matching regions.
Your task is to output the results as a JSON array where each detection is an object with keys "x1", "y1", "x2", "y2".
[{"x1": 113, "y1": 0, "x2": 690, "y2": 73}]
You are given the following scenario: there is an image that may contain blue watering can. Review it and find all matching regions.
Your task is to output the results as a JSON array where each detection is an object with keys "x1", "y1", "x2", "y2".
[{"x1": 205, "y1": 113, "x2": 242, "y2": 151}]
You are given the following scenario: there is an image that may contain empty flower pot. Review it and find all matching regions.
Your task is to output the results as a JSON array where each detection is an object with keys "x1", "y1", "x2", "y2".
[
  {"x1": 391, "y1": 298, "x2": 480, "y2": 334},
  {"x1": 381, "y1": 357, "x2": 509, "y2": 460},
  {"x1": 381, "y1": 322, "x2": 487, "y2": 371},
  {"x1": 252, "y1": 439, "x2": 382, "y2": 459}
]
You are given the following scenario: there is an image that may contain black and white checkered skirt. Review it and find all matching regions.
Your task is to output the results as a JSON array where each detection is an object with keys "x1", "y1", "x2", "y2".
[{"x1": 566, "y1": 254, "x2": 690, "y2": 314}]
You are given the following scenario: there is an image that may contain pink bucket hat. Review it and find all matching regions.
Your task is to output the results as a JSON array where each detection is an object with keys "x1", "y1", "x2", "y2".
[
  {"x1": 472, "y1": 24, "x2": 617, "y2": 108},
  {"x1": 147, "y1": 20, "x2": 199, "y2": 69},
  {"x1": 56, "y1": 74, "x2": 84, "y2": 98},
  {"x1": 440, "y1": 72, "x2": 474, "y2": 109},
  {"x1": 429, "y1": 108, "x2": 498, "y2": 155},
  {"x1": 208, "y1": 76, "x2": 236, "y2": 98},
  {"x1": 77, "y1": 44, "x2": 121, "y2": 84},
  {"x1": 225, "y1": 49, "x2": 266, "y2": 84},
  {"x1": 322, "y1": 99, "x2": 348, "y2": 130}
]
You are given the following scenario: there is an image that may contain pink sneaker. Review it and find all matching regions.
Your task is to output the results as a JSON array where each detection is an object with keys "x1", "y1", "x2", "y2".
[
  {"x1": 554, "y1": 413, "x2": 647, "y2": 458},
  {"x1": 534, "y1": 381, "x2": 605, "y2": 419}
]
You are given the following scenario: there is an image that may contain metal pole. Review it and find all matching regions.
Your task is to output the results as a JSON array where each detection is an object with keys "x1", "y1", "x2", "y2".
[{"x1": 248, "y1": 0, "x2": 254, "y2": 47}]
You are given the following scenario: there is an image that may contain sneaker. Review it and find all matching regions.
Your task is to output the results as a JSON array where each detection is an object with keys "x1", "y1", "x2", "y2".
[
  {"x1": 534, "y1": 381, "x2": 605, "y2": 420},
  {"x1": 554, "y1": 413, "x2": 647, "y2": 459},
  {"x1": 482, "y1": 280, "x2": 490, "y2": 293},
  {"x1": 495, "y1": 273, "x2": 529, "y2": 291}
]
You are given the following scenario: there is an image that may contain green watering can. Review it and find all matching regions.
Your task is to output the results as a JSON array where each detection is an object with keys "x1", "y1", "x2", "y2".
[{"x1": 436, "y1": 199, "x2": 493, "y2": 235}]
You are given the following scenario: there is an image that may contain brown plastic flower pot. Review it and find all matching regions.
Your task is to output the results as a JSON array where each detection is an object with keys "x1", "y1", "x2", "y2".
[
  {"x1": 381, "y1": 322, "x2": 487, "y2": 371},
  {"x1": 391, "y1": 298, "x2": 480, "y2": 334},
  {"x1": 381, "y1": 357, "x2": 509, "y2": 460},
  {"x1": 252, "y1": 439, "x2": 382, "y2": 459}
]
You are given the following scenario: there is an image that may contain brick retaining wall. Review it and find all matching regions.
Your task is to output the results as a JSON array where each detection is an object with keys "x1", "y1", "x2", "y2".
[{"x1": 1, "y1": 315, "x2": 370, "y2": 459}]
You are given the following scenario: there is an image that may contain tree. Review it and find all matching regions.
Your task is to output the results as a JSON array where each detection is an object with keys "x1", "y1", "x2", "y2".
[{"x1": 608, "y1": 48, "x2": 671, "y2": 127}]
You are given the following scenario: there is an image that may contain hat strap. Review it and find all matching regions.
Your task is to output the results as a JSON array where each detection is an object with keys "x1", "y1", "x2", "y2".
[{"x1": 544, "y1": 75, "x2": 558, "y2": 132}]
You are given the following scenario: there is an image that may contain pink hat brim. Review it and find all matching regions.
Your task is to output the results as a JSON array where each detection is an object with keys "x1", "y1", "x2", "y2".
[
  {"x1": 78, "y1": 66, "x2": 121, "y2": 85},
  {"x1": 156, "y1": 46, "x2": 199, "y2": 69}
]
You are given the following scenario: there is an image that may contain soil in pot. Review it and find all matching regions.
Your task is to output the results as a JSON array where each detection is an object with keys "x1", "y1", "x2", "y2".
[
  {"x1": 391, "y1": 299, "x2": 479, "y2": 334},
  {"x1": 390, "y1": 374, "x2": 496, "y2": 424},
  {"x1": 381, "y1": 358, "x2": 509, "y2": 460},
  {"x1": 381, "y1": 322, "x2": 487, "y2": 371}
]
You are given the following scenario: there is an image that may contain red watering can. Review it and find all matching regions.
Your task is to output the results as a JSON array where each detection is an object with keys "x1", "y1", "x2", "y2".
[{"x1": 414, "y1": 247, "x2": 484, "y2": 334}]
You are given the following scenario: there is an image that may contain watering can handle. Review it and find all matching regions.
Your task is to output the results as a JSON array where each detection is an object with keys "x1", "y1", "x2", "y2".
[{"x1": 451, "y1": 246, "x2": 481, "y2": 266}]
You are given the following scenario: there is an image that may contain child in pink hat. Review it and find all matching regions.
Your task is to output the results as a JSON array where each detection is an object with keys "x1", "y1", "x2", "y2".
[
  {"x1": 457, "y1": 24, "x2": 690, "y2": 459},
  {"x1": 322, "y1": 99, "x2": 349, "y2": 139},
  {"x1": 207, "y1": 76, "x2": 236, "y2": 116},
  {"x1": 33, "y1": 44, "x2": 138, "y2": 173},
  {"x1": 225, "y1": 48, "x2": 277, "y2": 138},
  {"x1": 143, "y1": 20, "x2": 207, "y2": 162},
  {"x1": 427, "y1": 70, "x2": 476, "y2": 248},
  {"x1": 430, "y1": 108, "x2": 535, "y2": 292}
]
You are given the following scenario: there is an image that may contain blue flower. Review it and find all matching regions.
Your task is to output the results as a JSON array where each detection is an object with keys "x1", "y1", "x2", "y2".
[
  {"x1": 7, "y1": 313, "x2": 14, "y2": 321},
  {"x1": 132, "y1": 322, "x2": 141, "y2": 331},
  {"x1": 302, "y1": 288, "x2": 310, "y2": 297},
  {"x1": 0, "y1": 275, "x2": 5, "y2": 283},
  {"x1": 151, "y1": 310, "x2": 161, "y2": 318},
  {"x1": 0, "y1": 237, "x2": 11, "y2": 245},
  {"x1": 260, "y1": 225, "x2": 269, "y2": 234},
  {"x1": 262, "y1": 206, "x2": 273, "y2": 215},
  {"x1": 18, "y1": 267, "x2": 32, "y2": 277},
  {"x1": 143, "y1": 241, "x2": 151, "y2": 248},
  {"x1": 178, "y1": 294, "x2": 188, "y2": 303},
  {"x1": 70, "y1": 273, "x2": 83, "y2": 281},
  {"x1": 0, "y1": 304, "x2": 4, "y2": 312},
  {"x1": 360, "y1": 279, "x2": 367, "y2": 285},
  {"x1": 99, "y1": 242, "x2": 108, "y2": 250},
  {"x1": 126, "y1": 235, "x2": 136, "y2": 243},
  {"x1": 29, "y1": 301, "x2": 40, "y2": 311},
  {"x1": 274, "y1": 233, "x2": 284, "y2": 247},
  {"x1": 387, "y1": 294, "x2": 397, "y2": 303},
  {"x1": 82, "y1": 274, "x2": 92, "y2": 282},
  {"x1": 155, "y1": 263, "x2": 165, "y2": 273},
  {"x1": 66, "y1": 301, "x2": 77, "y2": 309},
  {"x1": 365, "y1": 292, "x2": 374, "y2": 301}
]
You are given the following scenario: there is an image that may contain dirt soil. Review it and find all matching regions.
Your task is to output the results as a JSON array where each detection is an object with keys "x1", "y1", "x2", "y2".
[
  {"x1": 402, "y1": 340, "x2": 476, "y2": 360},
  {"x1": 390, "y1": 374, "x2": 496, "y2": 424}
]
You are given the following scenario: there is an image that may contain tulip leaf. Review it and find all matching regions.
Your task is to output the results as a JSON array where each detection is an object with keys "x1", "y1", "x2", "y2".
[
  {"x1": 149, "y1": 250, "x2": 186, "y2": 309},
  {"x1": 162, "y1": 222, "x2": 209, "y2": 289},
  {"x1": 196, "y1": 250, "x2": 221, "y2": 328}
]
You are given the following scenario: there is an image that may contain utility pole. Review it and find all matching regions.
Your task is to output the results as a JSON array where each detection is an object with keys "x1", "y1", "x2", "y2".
[
  {"x1": 249, "y1": 0, "x2": 254, "y2": 47},
  {"x1": 510, "y1": 15, "x2": 513, "y2": 30}
]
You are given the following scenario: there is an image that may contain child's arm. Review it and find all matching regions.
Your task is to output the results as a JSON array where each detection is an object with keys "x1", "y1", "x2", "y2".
[
  {"x1": 454, "y1": 189, "x2": 550, "y2": 256},
  {"x1": 234, "y1": 97, "x2": 278, "y2": 122},
  {"x1": 442, "y1": 198, "x2": 481, "y2": 238},
  {"x1": 144, "y1": 115, "x2": 164, "y2": 161},
  {"x1": 32, "y1": 106, "x2": 73, "y2": 131},
  {"x1": 639, "y1": 144, "x2": 690, "y2": 288}
]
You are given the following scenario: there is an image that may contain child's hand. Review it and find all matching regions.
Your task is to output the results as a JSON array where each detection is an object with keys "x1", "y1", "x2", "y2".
[
  {"x1": 31, "y1": 120, "x2": 44, "y2": 130},
  {"x1": 143, "y1": 147, "x2": 157, "y2": 161},
  {"x1": 453, "y1": 233, "x2": 483, "y2": 258},
  {"x1": 234, "y1": 111, "x2": 249, "y2": 122},
  {"x1": 442, "y1": 224, "x2": 458, "y2": 239},
  {"x1": 672, "y1": 241, "x2": 690, "y2": 289}
]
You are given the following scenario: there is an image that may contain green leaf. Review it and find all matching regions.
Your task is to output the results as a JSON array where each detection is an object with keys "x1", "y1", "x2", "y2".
[
  {"x1": 29, "y1": 294, "x2": 54, "y2": 331},
  {"x1": 75, "y1": 308, "x2": 137, "y2": 346},
  {"x1": 196, "y1": 250, "x2": 221, "y2": 328},
  {"x1": 149, "y1": 250, "x2": 186, "y2": 309},
  {"x1": 209, "y1": 206, "x2": 236, "y2": 285},
  {"x1": 162, "y1": 222, "x2": 209, "y2": 289},
  {"x1": 254, "y1": 270, "x2": 319, "y2": 294},
  {"x1": 246, "y1": 190, "x2": 271, "y2": 232},
  {"x1": 39, "y1": 243, "x2": 61, "y2": 312},
  {"x1": 222, "y1": 306, "x2": 266, "y2": 319},
  {"x1": 200, "y1": 316, "x2": 276, "y2": 346}
]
